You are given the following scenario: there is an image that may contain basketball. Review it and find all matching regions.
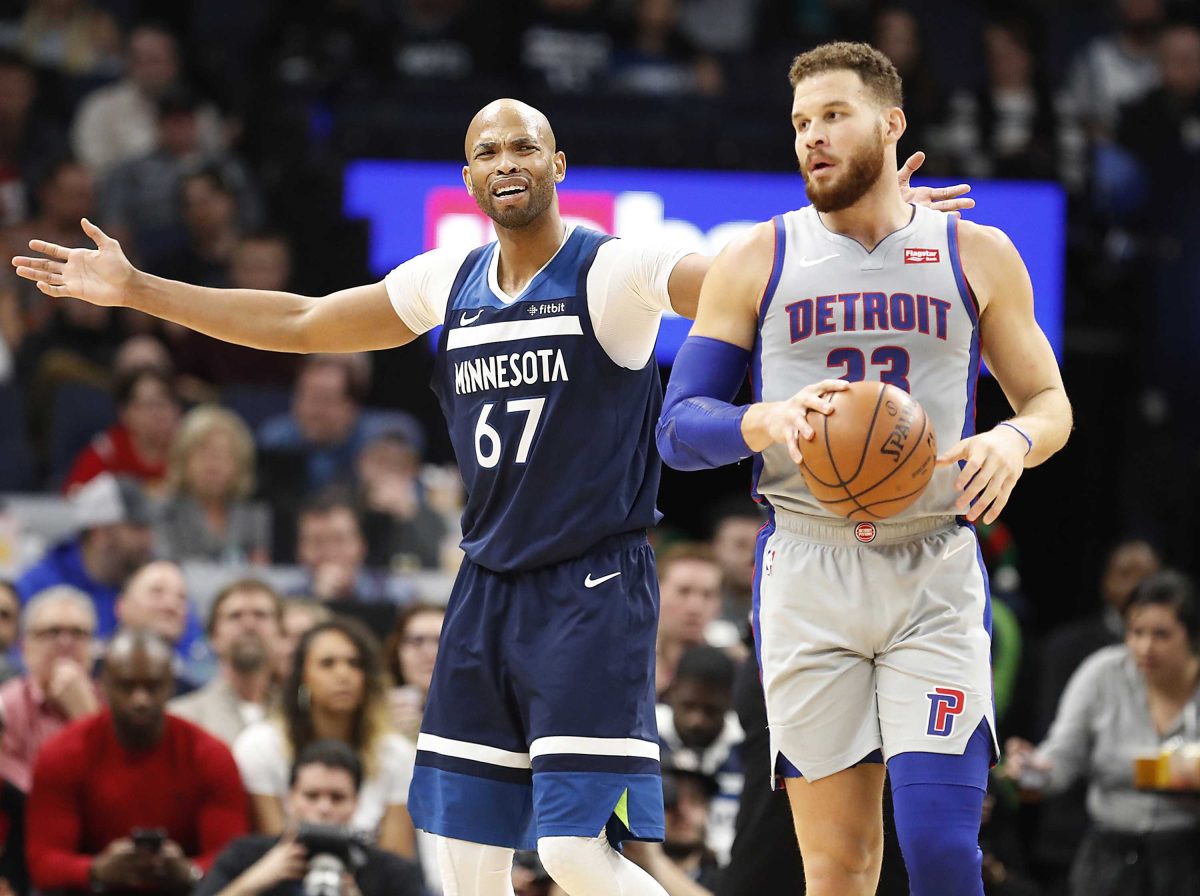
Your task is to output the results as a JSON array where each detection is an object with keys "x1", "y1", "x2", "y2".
[{"x1": 799, "y1": 381, "x2": 937, "y2": 521}]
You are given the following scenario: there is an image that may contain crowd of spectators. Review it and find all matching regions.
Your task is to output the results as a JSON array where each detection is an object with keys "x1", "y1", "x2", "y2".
[{"x1": 0, "y1": 0, "x2": 1192, "y2": 894}]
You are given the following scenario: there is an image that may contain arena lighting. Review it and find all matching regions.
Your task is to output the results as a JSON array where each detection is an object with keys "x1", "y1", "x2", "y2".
[{"x1": 345, "y1": 160, "x2": 1065, "y2": 370}]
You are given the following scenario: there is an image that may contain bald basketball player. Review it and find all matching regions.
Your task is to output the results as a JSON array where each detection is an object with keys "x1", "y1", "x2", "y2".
[
  {"x1": 14, "y1": 99, "x2": 968, "y2": 896},
  {"x1": 657, "y1": 44, "x2": 1072, "y2": 896}
]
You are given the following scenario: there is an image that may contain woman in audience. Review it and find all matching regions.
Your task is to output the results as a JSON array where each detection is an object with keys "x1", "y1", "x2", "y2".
[
  {"x1": 1005, "y1": 570, "x2": 1200, "y2": 896},
  {"x1": 233, "y1": 618, "x2": 416, "y2": 858},
  {"x1": 156, "y1": 404, "x2": 270, "y2": 564},
  {"x1": 384, "y1": 602, "x2": 444, "y2": 742},
  {"x1": 62, "y1": 364, "x2": 180, "y2": 495}
]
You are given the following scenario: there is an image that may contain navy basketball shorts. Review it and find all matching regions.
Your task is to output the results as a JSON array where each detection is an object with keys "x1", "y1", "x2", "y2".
[{"x1": 408, "y1": 532, "x2": 664, "y2": 851}]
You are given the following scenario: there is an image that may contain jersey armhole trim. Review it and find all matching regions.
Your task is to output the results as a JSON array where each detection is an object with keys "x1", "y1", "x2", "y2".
[
  {"x1": 756, "y1": 216, "x2": 787, "y2": 325},
  {"x1": 948, "y1": 215, "x2": 981, "y2": 439},
  {"x1": 947, "y1": 215, "x2": 980, "y2": 325}
]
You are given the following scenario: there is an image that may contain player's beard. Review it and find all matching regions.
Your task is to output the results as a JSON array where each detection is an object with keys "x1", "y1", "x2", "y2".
[
  {"x1": 473, "y1": 175, "x2": 556, "y2": 230},
  {"x1": 802, "y1": 126, "x2": 886, "y2": 213}
]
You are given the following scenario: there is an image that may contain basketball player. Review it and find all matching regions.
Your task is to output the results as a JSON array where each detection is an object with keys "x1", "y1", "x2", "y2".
[
  {"x1": 13, "y1": 98, "x2": 969, "y2": 896},
  {"x1": 656, "y1": 43, "x2": 1071, "y2": 896}
]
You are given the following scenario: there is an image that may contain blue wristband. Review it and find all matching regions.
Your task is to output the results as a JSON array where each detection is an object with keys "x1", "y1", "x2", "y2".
[{"x1": 998, "y1": 421, "x2": 1033, "y2": 456}]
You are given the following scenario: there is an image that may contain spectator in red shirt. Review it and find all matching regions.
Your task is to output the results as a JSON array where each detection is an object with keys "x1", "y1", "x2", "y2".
[
  {"x1": 0, "y1": 585, "x2": 99, "y2": 792},
  {"x1": 25, "y1": 629, "x2": 248, "y2": 894},
  {"x1": 63, "y1": 365, "x2": 181, "y2": 496}
]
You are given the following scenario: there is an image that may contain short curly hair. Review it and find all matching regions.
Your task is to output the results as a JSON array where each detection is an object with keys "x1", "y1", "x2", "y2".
[{"x1": 787, "y1": 41, "x2": 903, "y2": 108}]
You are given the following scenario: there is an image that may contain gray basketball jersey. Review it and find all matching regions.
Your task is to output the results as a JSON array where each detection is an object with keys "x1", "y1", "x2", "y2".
[{"x1": 753, "y1": 204, "x2": 979, "y2": 520}]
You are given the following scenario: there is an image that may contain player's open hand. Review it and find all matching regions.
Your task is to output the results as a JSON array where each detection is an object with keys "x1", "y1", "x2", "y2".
[
  {"x1": 11, "y1": 217, "x2": 136, "y2": 307},
  {"x1": 899, "y1": 151, "x2": 975, "y2": 214},
  {"x1": 936, "y1": 424, "x2": 1029, "y2": 524},
  {"x1": 743, "y1": 378, "x2": 849, "y2": 463}
]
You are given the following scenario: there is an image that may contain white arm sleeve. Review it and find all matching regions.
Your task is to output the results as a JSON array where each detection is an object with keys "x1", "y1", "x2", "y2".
[
  {"x1": 587, "y1": 240, "x2": 696, "y2": 370},
  {"x1": 382, "y1": 247, "x2": 470, "y2": 335}
]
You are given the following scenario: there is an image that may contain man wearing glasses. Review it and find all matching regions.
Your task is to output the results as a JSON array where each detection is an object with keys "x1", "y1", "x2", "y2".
[{"x1": 0, "y1": 585, "x2": 98, "y2": 791}]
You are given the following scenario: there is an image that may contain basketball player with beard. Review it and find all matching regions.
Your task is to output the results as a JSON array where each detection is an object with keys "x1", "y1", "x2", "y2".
[
  {"x1": 14, "y1": 98, "x2": 968, "y2": 896},
  {"x1": 656, "y1": 43, "x2": 1072, "y2": 896}
]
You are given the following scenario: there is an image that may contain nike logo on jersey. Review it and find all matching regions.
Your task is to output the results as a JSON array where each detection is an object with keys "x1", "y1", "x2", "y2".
[
  {"x1": 797, "y1": 254, "x2": 839, "y2": 268},
  {"x1": 584, "y1": 572, "x2": 621, "y2": 588},
  {"x1": 460, "y1": 310, "x2": 484, "y2": 326}
]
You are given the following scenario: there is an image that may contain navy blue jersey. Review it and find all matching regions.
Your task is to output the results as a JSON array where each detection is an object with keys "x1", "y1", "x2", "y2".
[{"x1": 431, "y1": 228, "x2": 663, "y2": 572}]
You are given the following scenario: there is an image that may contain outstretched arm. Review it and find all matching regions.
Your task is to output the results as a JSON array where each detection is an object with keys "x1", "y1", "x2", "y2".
[{"x1": 13, "y1": 219, "x2": 418, "y2": 354}]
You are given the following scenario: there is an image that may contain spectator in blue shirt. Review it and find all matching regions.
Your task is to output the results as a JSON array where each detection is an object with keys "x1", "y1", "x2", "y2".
[{"x1": 16, "y1": 473, "x2": 153, "y2": 637}]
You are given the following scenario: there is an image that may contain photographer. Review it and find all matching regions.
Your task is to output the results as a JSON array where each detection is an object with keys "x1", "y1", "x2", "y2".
[{"x1": 198, "y1": 741, "x2": 423, "y2": 896}]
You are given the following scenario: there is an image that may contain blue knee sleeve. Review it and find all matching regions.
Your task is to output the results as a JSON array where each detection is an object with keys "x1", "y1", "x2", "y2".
[{"x1": 888, "y1": 722, "x2": 991, "y2": 896}]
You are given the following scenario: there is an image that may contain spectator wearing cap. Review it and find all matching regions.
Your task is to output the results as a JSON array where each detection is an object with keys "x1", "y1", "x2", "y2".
[
  {"x1": 169, "y1": 580, "x2": 282, "y2": 746},
  {"x1": 16, "y1": 473, "x2": 154, "y2": 638},
  {"x1": 657, "y1": 647, "x2": 744, "y2": 869},
  {"x1": 0, "y1": 586, "x2": 99, "y2": 792},
  {"x1": 62, "y1": 365, "x2": 181, "y2": 496},
  {"x1": 26, "y1": 629, "x2": 247, "y2": 895},
  {"x1": 115, "y1": 560, "x2": 207, "y2": 693},
  {"x1": 71, "y1": 24, "x2": 225, "y2": 176}
]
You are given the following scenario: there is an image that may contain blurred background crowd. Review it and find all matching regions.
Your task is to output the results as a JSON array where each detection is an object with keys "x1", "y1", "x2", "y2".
[{"x1": 0, "y1": 0, "x2": 1195, "y2": 894}]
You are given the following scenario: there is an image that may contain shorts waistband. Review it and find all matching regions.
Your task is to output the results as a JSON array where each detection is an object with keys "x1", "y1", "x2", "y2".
[
  {"x1": 772, "y1": 510, "x2": 957, "y2": 546},
  {"x1": 469, "y1": 529, "x2": 649, "y2": 576}
]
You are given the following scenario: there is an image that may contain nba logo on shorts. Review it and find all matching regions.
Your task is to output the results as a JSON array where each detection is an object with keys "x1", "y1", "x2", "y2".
[
  {"x1": 925, "y1": 687, "x2": 965, "y2": 737},
  {"x1": 763, "y1": 548, "x2": 775, "y2": 576}
]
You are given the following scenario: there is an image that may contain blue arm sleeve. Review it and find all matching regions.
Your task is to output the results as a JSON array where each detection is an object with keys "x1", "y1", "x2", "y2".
[{"x1": 656, "y1": 335, "x2": 753, "y2": 471}]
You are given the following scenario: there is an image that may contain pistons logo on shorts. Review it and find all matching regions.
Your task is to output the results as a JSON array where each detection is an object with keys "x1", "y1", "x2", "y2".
[
  {"x1": 925, "y1": 687, "x2": 965, "y2": 737},
  {"x1": 854, "y1": 522, "x2": 876, "y2": 543}
]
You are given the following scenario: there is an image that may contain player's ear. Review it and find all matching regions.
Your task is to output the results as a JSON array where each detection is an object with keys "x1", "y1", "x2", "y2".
[
  {"x1": 884, "y1": 107, "x2": 907, "y2": 145},
  {"x1": 462, "y1": 166, "x2": 474, "y2": 196},
  {"x1": 553, "y1": 151, "x2": 566, "y2": 184}
]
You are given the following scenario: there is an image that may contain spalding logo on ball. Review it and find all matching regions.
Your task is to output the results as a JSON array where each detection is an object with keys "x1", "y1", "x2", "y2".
[{"x1": 799, "y1": 380, "x2": 937, "y2": 521}]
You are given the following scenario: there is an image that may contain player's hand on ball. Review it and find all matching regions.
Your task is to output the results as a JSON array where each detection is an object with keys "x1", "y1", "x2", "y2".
[
  {"x1": 743, "y1": 379, "x2": 849, "y2": 463},
  {"x1": 12, "y1": 217, "x2": 135, "y2": 307},
  {"x1": 937, "y1": 425, "x2": 1029, "y2": 524},
  {"x1": 898, "y1": 151, "x2": 975, "y2": 214}
]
